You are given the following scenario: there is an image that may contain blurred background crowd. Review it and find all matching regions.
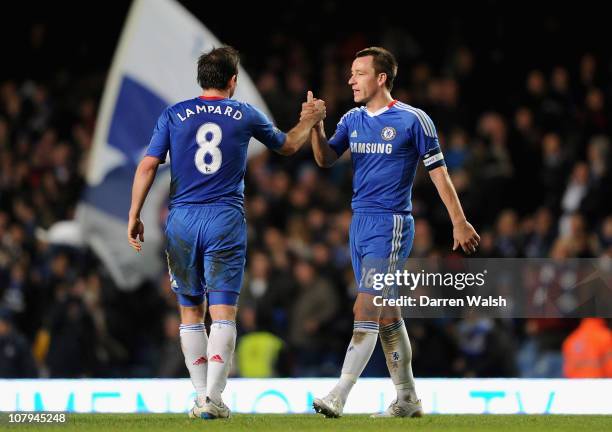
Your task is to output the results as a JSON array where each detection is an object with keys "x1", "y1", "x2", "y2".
[{"x1": 1, "y1": 2, "x2": 611, "y2": 380}]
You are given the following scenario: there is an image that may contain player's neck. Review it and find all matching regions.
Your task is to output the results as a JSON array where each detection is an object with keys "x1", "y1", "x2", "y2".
[
  {"x1": 365, "y1": 92, "x2": 394, "y2": 113},
  {"x1": 201, "y1": 88, "x2": 230, "y2": 99}
]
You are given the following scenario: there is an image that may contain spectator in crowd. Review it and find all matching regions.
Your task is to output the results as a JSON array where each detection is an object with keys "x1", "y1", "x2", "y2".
[
  {"x1": 453, "y1": 317, "x2": 516, "y2": 377},
  {"x1": 524, "y1": 207, "x2": 556, "y2": 258},
  {"x1": 0, "y1": 307, "x2": 38, "y2": 377},
  {"x1": 563, "y1": 318, "x2": 612, "y2": 378},
  {"x1": 289, "y1": 259, "x2": 339, "y2": 376},
  {"x1": 157, "y1": 313, "x2": 186, "y2": 378},
  {"x1": 43, "y1": 284, "x2": 97, "y2": 377},
  {"x1": 235, "y1": 306, "x2": 286, "y2": 378}
]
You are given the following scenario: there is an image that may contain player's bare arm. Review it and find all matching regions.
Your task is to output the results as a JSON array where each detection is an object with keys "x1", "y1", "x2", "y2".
[
  {"x1": 276, "y1": 92, "x2": 326, "y2": 156},
  {"x1": 428, "y1": 165, "x2": 480, "y2": 254},
  {"x1": 309, "y1": 120, "x2": 339, "y2": 168},
  {"x1": 300, "y1": 92, "x2": 339, "y2": 168},
  {"x1": 127, "y1": 155, "x2": 161, "y2": 252}
]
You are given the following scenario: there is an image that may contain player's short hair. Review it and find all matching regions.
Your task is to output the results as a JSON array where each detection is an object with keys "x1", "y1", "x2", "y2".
[
  {"x1": 197, "y1": 46, "x2": 240, "y2": 90},
  {"x1": 355, "y1": 47, "x2": 398, "y2": 91}
]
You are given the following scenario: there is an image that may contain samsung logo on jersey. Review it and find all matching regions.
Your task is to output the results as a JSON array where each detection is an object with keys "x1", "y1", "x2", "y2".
[
  {"x1": 176, "y1": 105, "x2": 243, "y2": 122},
  {"x1": 350, "y1": 142, "x2": 393, "y2": 154}
]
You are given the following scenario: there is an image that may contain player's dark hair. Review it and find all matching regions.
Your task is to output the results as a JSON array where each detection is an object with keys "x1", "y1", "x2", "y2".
[
  {"x1": 197, "y1": 46, "x2": 240, "y2": 90},
  {"x1": 355, "y1": 47, "x2": 398, "y2": 91}
]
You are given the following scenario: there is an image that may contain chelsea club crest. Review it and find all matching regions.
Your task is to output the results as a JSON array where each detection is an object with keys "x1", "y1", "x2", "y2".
[{"x1": 381, "y1": 126, "x2": 396, "y2": 141}]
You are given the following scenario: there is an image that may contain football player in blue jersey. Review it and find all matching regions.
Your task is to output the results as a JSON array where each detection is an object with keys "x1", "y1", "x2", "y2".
[
  {"x1": 127, "y1": 46, "x2": 325, "y2": 419},
  {"x1": 305, "y1": 47, "x2": 480, "y2": 418}
]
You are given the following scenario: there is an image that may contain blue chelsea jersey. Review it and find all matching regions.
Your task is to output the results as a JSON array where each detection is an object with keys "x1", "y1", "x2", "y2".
[
  {"x1": 145, "y1": 96, "x2": 286, "y2": 210},
  {"x1": 328, "y1": 100, "x2": 445, "y2": 214}
]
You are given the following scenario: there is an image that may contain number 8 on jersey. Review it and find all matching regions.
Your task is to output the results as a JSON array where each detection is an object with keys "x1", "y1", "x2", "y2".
[{"x1": 195, "y1": 122, "x2": 222, "y2": 174}]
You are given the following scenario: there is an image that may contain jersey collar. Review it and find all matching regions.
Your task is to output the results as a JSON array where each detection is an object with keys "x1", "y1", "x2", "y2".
[
  {"x1": 199, "y1": 96, "x2": 227, "y2": 101},
  {"x1": 364, "y1": 100, "x2": 397, "y2": 117}
]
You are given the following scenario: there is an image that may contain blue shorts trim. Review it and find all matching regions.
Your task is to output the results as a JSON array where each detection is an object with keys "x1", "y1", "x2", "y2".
[
  {"x1": 207, "y1": 290, "x2": 239, "y2": 306},
  {"x1": 177, "y1": 293, "x2": 205, "y2": 307},
  {"x1": 176, "y1": 292, "x2": 238, "y2": 307}
]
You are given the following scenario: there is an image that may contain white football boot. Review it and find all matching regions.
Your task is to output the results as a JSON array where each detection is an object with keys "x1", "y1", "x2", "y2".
[
  {"x1": 313, "y1": 393, "x2": 345, "y2": 418},
  {"x1": 370, "y1": 398, "x2": 424, "y2": 418},
  {"x1": 189, "y1": 396, "x2": 230, "y2": 419},
  {"x1": 188, "y1": 396, "x2": 205, "y2": 419}
]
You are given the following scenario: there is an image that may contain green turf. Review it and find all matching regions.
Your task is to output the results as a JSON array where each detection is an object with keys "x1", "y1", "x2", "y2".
[{"x1": 2, "y1": 414, "x2": 612, "y2": 432}]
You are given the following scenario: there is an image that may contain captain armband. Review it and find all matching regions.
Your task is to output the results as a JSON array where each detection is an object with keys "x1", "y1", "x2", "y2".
[{"x1": 422, "y1": 146, "x2": 446, "y2": 171}]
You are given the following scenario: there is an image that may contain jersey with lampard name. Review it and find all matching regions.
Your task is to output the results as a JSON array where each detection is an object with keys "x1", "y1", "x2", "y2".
[
  {"x1": 146, "y1": 96, "x2": 286, "y2": 210},
  {"x1": 328, "y1": 100, "x2": 445, "y2": 214}
]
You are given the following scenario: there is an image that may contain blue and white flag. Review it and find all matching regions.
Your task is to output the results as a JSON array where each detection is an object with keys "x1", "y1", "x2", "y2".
[{"x1": 48, "y1": 0, "x2": 272, "y2": 290}]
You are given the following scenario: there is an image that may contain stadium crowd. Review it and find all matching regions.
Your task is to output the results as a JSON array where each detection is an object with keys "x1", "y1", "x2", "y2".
[{"x1": 1, "y1": 6, "x2": 611, "y2": 380}]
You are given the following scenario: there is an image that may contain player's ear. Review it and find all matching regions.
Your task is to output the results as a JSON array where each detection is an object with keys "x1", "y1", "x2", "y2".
[
  {"x1": 378, "y1": 72, "x2": 387, "y2": 88},
  {"x1": 228, "y1": 74, "x2": 238, "y2": 88}
]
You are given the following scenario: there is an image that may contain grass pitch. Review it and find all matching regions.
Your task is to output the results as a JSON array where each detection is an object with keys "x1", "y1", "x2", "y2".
[{"x1": 2, "y1": 414, "x2": 611, "y2": 431}]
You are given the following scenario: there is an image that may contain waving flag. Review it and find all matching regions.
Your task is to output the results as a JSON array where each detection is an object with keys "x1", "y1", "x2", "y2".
[{"x1": 47, "y1": 0, "x2": 272, "y2": 290}]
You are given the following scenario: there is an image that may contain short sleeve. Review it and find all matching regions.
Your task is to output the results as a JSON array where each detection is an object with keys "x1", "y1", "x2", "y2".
[
  {"x1": 145, "y1": 108, "x2": 171, "y2": 163},
  {"x1": 328, "y1": 111, "x2": 351, "y2": 157},
  {"x1": 249, "y1": 105, "x2": 286, "y2": 150},
  {"x1": 411, "y1": 110, "x2": 445, "y2": 171}
]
